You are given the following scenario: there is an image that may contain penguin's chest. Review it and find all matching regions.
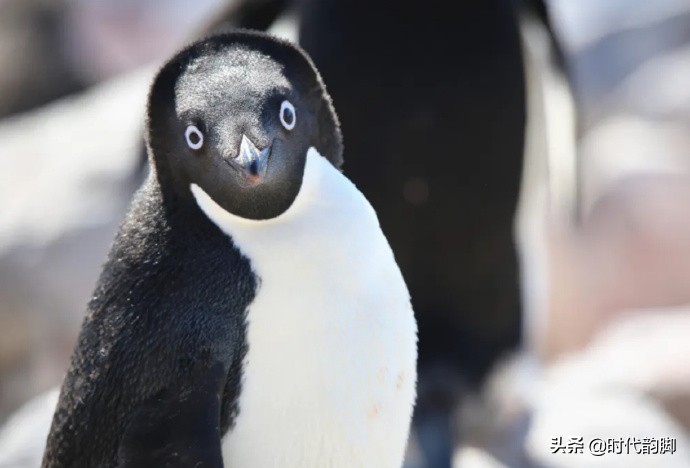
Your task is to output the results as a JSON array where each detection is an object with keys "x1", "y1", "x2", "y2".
[
  {"x1": 220, "y1": 253, "x2": 415, "y2": 468},
  {"x1": 192, "y1": 150, "x2": 417, "y2": 467}
]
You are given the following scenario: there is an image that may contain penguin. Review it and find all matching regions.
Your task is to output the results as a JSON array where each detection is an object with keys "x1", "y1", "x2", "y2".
[{"x1": 42, "y1": 30, "x2": 417, "y2": 468}]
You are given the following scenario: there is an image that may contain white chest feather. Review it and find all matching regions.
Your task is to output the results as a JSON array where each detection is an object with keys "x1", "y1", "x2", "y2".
[{"x1": 191, "y1": 149, "x2": 417, "y2": 468}]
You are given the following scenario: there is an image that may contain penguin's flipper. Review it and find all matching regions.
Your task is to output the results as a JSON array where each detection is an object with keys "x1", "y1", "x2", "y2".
[{"x1": 116, "y1": 363, "x2": 227, "y2": 468}]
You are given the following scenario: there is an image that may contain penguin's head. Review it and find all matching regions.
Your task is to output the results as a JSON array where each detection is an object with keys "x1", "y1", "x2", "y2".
[{"x1": 146, "y1": 31, "x2": 343, "y2": 220}]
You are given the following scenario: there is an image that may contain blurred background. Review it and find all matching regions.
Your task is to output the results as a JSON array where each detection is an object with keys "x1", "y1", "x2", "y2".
[{"x1": 1, "y1": 0, "x2": 690, "y2": 467}]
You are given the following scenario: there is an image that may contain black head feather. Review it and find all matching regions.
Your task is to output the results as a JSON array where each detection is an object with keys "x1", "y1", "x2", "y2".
[{"x1": 146, "y1": 30, "x2": 343, "y2": 220}]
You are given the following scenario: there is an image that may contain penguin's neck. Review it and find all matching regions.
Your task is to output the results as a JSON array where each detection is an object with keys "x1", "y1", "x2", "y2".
[{"x1": 190, "y1": 147, "x2": 381, "y2": 265}]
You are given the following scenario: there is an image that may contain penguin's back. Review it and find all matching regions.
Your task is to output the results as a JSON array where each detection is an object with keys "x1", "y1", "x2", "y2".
[{"x1": 43, "y1": 177, "x2": 255, "y2": 468}]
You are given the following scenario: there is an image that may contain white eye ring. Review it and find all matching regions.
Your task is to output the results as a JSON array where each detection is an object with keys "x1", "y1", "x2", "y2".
[
  {"x1": 185, "y1": 125, "x2": 204, "y2": 150},
  {"x1": 279, "y1": 100, "x2": 296, "y2": 131}
]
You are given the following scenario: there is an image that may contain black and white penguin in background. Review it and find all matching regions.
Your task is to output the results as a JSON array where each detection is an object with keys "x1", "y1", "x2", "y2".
[{"x1": 42, "y1": 31, "x2": 417, "y2": 468}]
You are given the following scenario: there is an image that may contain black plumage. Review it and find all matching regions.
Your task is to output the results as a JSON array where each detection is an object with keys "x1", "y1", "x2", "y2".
[{"x1": 43, "y1": 176, "x2": 254, "y2": 467}]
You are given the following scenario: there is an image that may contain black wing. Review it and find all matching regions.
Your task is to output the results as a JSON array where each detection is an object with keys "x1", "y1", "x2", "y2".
[{"x1": 117, "y1": 362, "x2": 227, "y2": 468}]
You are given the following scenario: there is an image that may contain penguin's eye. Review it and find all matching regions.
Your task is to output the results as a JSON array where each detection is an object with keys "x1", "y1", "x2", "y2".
[
  {"x1": 185, "y1": 125, "x2": 204, "y2": 150},
  {"x1": 279, "y1": 100, "x2": 296, "y2": 131}
]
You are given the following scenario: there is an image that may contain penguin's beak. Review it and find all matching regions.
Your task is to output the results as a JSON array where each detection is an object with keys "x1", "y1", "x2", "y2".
[{"x1": 227, "y1": 134, "x2": 270, "y2": 185}]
